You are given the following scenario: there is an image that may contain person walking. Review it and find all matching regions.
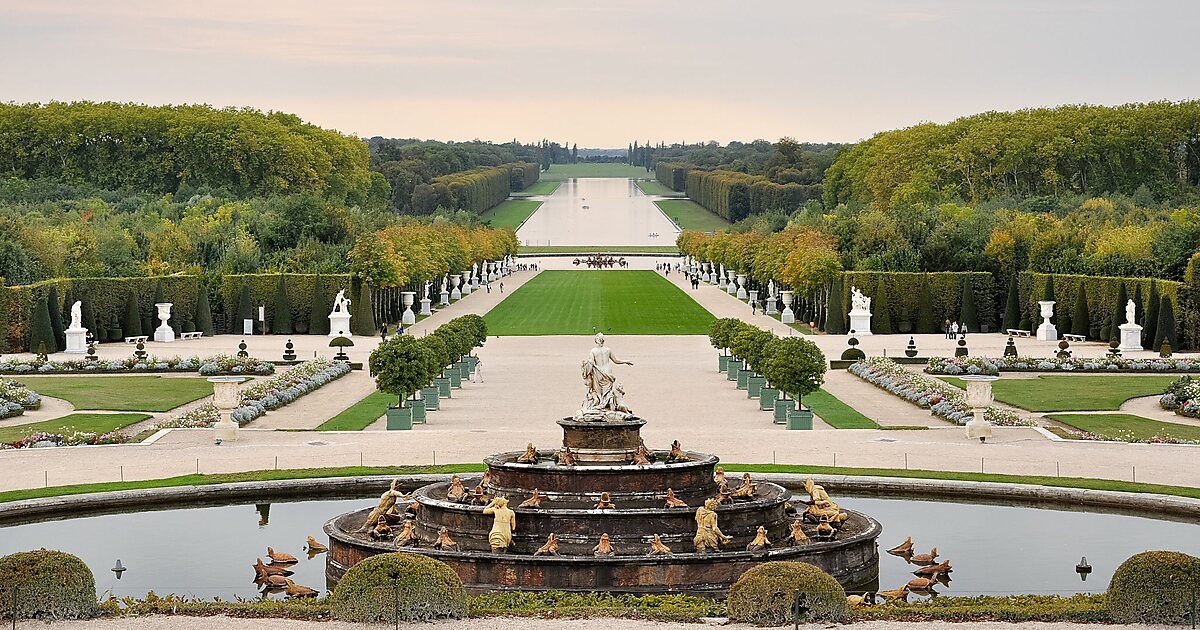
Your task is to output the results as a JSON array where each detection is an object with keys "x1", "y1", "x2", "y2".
[
  {"x1": 950, "y1": 321, "x2": 960, "y2": 338},
  {"x1": 944, "y1": 319, "x2": 952, "y2": 339},
  {"x1": 751, "y1": 301, "x2": 757, "y2": 315},
  {"x1": 486, "y1": 282, "x2": 491, "y2": 293},
  {"x1": 379, "y1": 324, "x2": 388, "y2": 341},
  {"x1": 499, "y1": 282, "x2": 505, "y2": 294},
  {"x1": 472, "y1": 357, "x2": 484, "y2": 383}
]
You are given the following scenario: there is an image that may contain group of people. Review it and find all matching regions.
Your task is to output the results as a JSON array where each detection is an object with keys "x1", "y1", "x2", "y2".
[
  {"x1": 944, "y1": 319, "x2": 969, "y2": 338},
  {"x1": 512, "y1": 262, "x2": 538, "y2": 272},
  {"x1": 573, "y1": 256, "x2": 627, "y2": 268}
]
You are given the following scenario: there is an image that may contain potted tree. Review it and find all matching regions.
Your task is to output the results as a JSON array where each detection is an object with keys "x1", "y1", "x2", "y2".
[
  {"x1": 369, "y1": 335, "x2": 432, "y2": 431},
  {"x1": 763, "y1": 337, "x2": 827, "y2": 430},
  {"x1": 734, "y1": 328, "x2": 774, "y2": 398},
  {"x1": 730, "y1": 327, "x2": 769, "y2": 391},
  {"x1": 433, "y1": 326, "x2": 469, "y2": 390},
  {"x1": 709, "y1": 318, "x2": 740, "y2": 373},
  {"x1": 758, "y1": 338, "x2": 782, "y2": 414},
  {"x1": 418, "y1": 335, "x2": 449, "y2": 412}
]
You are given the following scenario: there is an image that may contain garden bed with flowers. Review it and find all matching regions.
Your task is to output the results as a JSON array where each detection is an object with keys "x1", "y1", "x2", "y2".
[
  {"x1": 0, "y1": 354, "x2": 275, "y2": 376},
  {"x1": 927, "y1": 355, "x2": 1198, "y2": 376},
  {"x1": 1158, "y1": 375, "x2": 1200, "y2": 420},
  {"x1": 848, "y1": 357, "x2": 1033, "y2": 427},
  {"x1": 0, "y1": 379, "x2": 41, "y2": 419}
]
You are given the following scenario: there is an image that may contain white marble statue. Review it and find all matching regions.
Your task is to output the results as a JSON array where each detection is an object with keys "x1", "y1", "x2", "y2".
[
  {"x1": 767, "y1": 280, "x2": 776, "y2": 298},
  {"x1": 69, "y1": 301, "x2": 83, "y2": 330},
  {"x1": 424, "y1": 281, "x2": 432, "y2": 300},
  {"x1": 332, "y1": 289, "x2": 351, "y2": 315},
  {"x1": 577, "y1": 333, "x2": 634, "y2": 421},
  {"x1": 850, "y1": 286, "x2": 871, "y2": 313},
  {"x1": 1126, "y1": 299, "x2": 1136, "y2": 325}
]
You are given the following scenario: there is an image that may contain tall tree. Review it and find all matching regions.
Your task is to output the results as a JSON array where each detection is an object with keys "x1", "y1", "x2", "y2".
[
  {"x1": 825, "y1": 275, "x2": 846, "y2": 334},
  {"x1": 1108, "y1": 282, "x2": 1128, "y2": 342},
  {"x1": 1071, "y1": 282, "x2": 1091, "y2": 338},
  {"x1": 1002, "y1": 274, "x2": 1020, "y2": 331},
  {"x1": 960, "y1": 277, "x2": 979, "y2": 333},
  {"x1": 195, "y1": 286, "x2": 214, "y2": 336},
  {"x1": 310, "y1": 275, "x2": 331, "y2": 335},
  {"x1": 351, "y1": 283, "x2": 376, "y2": 336},
  {"x1": 30, "y1": 295, "x2": 57, "y2": 354},
  {"x1": 1154, "y1": 296, "x2": 1178, "y2": 354},
  {"x1": 122, "y1": 289, "x2": 142, "y2": 337},
  {"x1": 1143, "y1": 280, "x2": 1160, "y2": 349},
  {"x1": 272, "y1": 275, "x2": 293, "y2": 334},
  {"x1": 47, "y1": 285, "x2": 65, "y2": 351}
]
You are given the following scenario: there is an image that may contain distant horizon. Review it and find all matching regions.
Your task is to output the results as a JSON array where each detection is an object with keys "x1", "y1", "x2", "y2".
[{"x1": 4, "y1": 1, "x2": 1197, "y2": 146}]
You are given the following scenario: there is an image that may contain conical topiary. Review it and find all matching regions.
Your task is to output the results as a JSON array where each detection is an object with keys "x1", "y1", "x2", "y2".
[
  {"x1": 1143, "y1": 280, "x2": 1159, "y2": 350},
  {"x1": 1040, "y1": 276, "x2": 1055, "y2": 326},
  {"x1": 310, "y1": 275, "x2": 331, "y2": 335},
  {"x1": 1154, "y1": 295, "x2": 1177, "y2": 355},
  {"x1": 236, "y1": 285, "x2": 253, "y2": 333},
  {"x1": 81, "y1": 297, "x2": 96, "y2": 333},
  {"x1": 30, "y1": 294, "x2": 58, "y2": 354},
  {"x1": 351, "y1": 282, "x2": 376, "y2": 336},
  {"x1": 47, "y1": 285, "x2": 65, "y2": 350},
  {"x1": 916, "y1": 275, "x2": 937, "y2": 334},
  {"x1": 960, "y1": 276, "x2": 979, "y2": 333},
  {"x1": 1002, "y1": 274, "x2": 1020, "y2": 332},
  {"x1": 195, "y1": 286, "x2": 214, "y2": 336},
  {"x1": 871, "y1": 280, "x2": 892, "y2": 335},
  {"x1": 1071, "y1": 282, "x2": 1090, "y2": 338},
  {"x1": 272, "y1": 275, "x2": 293, "y2": 334},
  {"x1": 1107, "y1": 283, "x2": 1128, "y2": 343},
  {"x1": 122, "y1": 290, "x2": 142, "y2": 338},
  {"x1": 824, "y1": 275, "x2": 846, "y2": 335}
]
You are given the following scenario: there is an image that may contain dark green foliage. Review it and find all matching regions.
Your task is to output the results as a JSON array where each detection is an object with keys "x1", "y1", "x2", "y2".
[
  {"x1": 81, "y1": 298, "x2": 96, "y2": 333},
  {"x1": 0, "y1": 549, "x2": 97, "y2": 620},
  {"x1": 369, "y1": 336, "x2": 432, "y2": 405},
  {"x1": 960, "y1": 275, "x2": 979, "y2": 332},
  {"x1": 1108, "y1": 283, "x2": 1128, "y2": 342},
  {"x1": 29, "y1": 295, "x2": 57, "y2": 354},
  {"x1": 727, "y1": 561, "x2": 847, "y2": 625},
  {"x1": 330, "y1": 552, "x2": 467, "y2": 623},
  {"x1": 871, "y1": 280, "x2": 893, "y2": 334},
  {"x1": 195, "y1": 287, "x2": 214, "y2": 336},
  {"x1": 272, "y1": 275, "x2": 292, "y2": 334},
  {"x1": 762, "y1": 337, "x2": 826, "y2": 404},
  {"x1": 47, "y1": 285, "x2": 65, "y2": 350},
  {"x1": 708, "y1": 318, "x2": 745, "y2": 353},
  {"x1": 842, "y1": 271, "x2": 996, "y2": 332},
  {"x1": 915, "y1": 276, "x2": 937, "y2": 334},
  {"x1": 417, "y1": 164, "x2": 536, "y2": 215},
  {"x1": 654, "y1": 162, "x2": 691, "y2": 191},
  {"x1": 1071, "y1": 282, "x2": 1090, "y2": 337},
  {"x1": 418, "y1": 334, "x2": 450, "y2": 375},
  {"x1": 1043, "y1": 276, "x2": 1055, "y2": 302},
  {"x1": 731, "y1": 328, "x2": 774, "y2": 374},
  {"x1": 1002, "y1": 274, "x2": 1021, "y2": 331},
  {"x1": 310, "y1": 275, "x2": 331, "y2": 336},
  {"x1": 1143, "y1": 280, "x2": 1160, "y2": 349},
  {"x1": 825, "y1": 276, "x2": 847, "y2": 334},
  {"x1": 121, "y1": 290, "x2": 142, "y2": 338},
  {"x1": 235, "y1": 285, "x2": 253, "y2": 333},
  {"x1": 1106, "y1": 551, "x2": 1200, "y2": 624},
  {"x1": 685, "y1": 169, "x2": 821, "y2": 222},
  {"x1": 1154, "y1": 295, "x2": 1177, "y2": 354},
  {"x1": 351, "y1": 283, "x2": 376, "y2": 336}
]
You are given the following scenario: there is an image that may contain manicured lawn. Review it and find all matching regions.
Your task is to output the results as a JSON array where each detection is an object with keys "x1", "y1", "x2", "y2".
[
  {"x1": 0, "y1": 412, "x2": 151, "y2": 444},
  {"x1": 538, "y1": 164, "x2": 651, "y2": 181},
  {"x1": 803, "y1": 389, "x2": 880, "y2": 429},
  {"x1": 316, "y1": 391, "x2": 395, "y2": 431},
  {"x1": 518, "y1": 245, "x2": 679, "y2": 255},
  {"x1": 654, "y1": 199, "x2": 730, "y2": 232},
  {"x1": 1047, "y1": 413, "x2": 1200, "y2": 443},
  {"x1": 483, "y1": 270, "x2": 714, "y2": 335},
  {"x1": 941, "y1": 375, "x2": 1176, "y2": 412},
  {"x1": 635, "y1": 180, "x2": 685, "y2": 196},
  {"x1": 510, "y1": 181, "x2": 560, "y2": 196},
  {"x1": 15, "y1": 375, "x2": 214, "y2": 411},
  {"x1": 479, "y1": 199, "x2": 543, "y2": 229}
]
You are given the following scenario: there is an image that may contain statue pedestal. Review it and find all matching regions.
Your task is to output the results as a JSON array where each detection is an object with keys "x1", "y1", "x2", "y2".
[
  {"x1": 1036, "y1": 323, "x2": 1057, "y2": 342},
  {"x1": 461, "y1": 282, "x2": 472, "y2": 296},
  {"x1": 1118, "y1": 323, "x2": 1143, "y2": 351},
  {"x1": 439, "y1": 290, "x2": 449, "y2": 307},
  {"x1": 849, "y1": 311, "x2": 873, "y2": 336},
  {"x1": 765, "y1": 298, "x2": 778, "y2": 315},
  {"x1": 451, "y1": 288, "x2": 461, "y2": 301},
  {"x1": 419, "y1": 298, "x2": 432, "y2": 317},
  {"x1": 64, "y1": 327, "x2": 88, "y2": 353},
  {"x1": 329, "y1": 313, "x2": 352, "y2": 337}
]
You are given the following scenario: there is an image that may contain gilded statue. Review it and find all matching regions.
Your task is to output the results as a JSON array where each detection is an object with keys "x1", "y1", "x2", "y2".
[
  {"x1": 788, "y1": 519, "x2": 809, "y2": 545},
  {"x1": 714, "y1": 480, "x2": 733, "y2": 504},
  {"x1": 470, "y1": 485, "x2": 490, "y2": 505},
  {"x1": 362, "y1": 480, "x2": 405, "y2": 532},
  {"x1": 483, "y1": 497, "x2": 516, "y2": 552},
  {"x1": 557, "y1": 447, "x2": 578, "y2": 466},
  {"x1": 534, "y1": 533, "x2": 559, "y2": 556},
  {"x1": 631, "y1": 449, "x2": 651, "y2": 465},
  {"x1": 731, "y1": 472, "x2": 757, "y2": 499},
  {"x1": 713, "y1": 467, "x2": 726, "y2": 486},
  {"x1": 369, "y1": 522, "x2": 391, "y2": 540},
  {"x1": 594, "y1": 491, "x2": 616, "y2": 509},
  {"x1": 663, "y1": 488, "x2": 688, "y2": 508},
  {"x1": 666, "y1": 440, "x2": 687, "y2": 462},
  {"x1": 816, "y1": 515, "x2": 835, "y2": 539},
  {"x1": 516, "y1": 443, "x2": 539, "y2": 464},
  {"x1": 433, "y1": 526, "x2": 458, "y2": 550},
  {"x1": 802, "y1": 478, "x2": 848, "y2": 525},
  {"x1": 693, "y1": 498, "x2": 730, "y2": 552},
  {"x1": 746, "y1": 526, "x2": 772, "y2": 552},
  {"x1": 393, "y1": 521, "x2": 418, "y2": 547},
  {"x1": 593, "y1": 533, "x2": 614, "y2": 557},
  {"x1": 647, "y1": 534, "x2": 672, "y2": 556},
  {"x1": 577, "y1": 333, "x2": 634, "y2": 421},
  {"x1": 446, "y1": 475, "x2": 467, "y2": 503},
  {"x1": 518, "y1": 488, "x2": 543, "y2": 508}
]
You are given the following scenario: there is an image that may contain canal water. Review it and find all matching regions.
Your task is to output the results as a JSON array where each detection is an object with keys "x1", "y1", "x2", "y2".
[{"x1": 515, "y1": 178, "x2": 680, "y2": 247}]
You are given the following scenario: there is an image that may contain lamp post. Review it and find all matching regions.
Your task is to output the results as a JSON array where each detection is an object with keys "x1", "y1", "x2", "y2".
[{"x1": 962, "y1": 374, "x2": 998, "y2": 442}]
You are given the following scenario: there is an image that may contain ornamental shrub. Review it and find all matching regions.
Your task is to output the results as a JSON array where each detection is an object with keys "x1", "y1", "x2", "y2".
[
  {"x1": 1107, "y1": 282, "x2": 1128, "y2": 342},
  {"x1": 1002, "y1": 274, "x2": 1020, "y2": 332},
  {"x1": 453, "y1": 314, "x2": 488, "y2": 348},
  {"x1": 235, "y1": 285, "x2": 253, "y2": 333},
  {"x1": 871, "y1": 280, "x2": 892, "y2": 334},
  {"x1": 762, "y1": 337, "x2": 826, "y2": 404},
  {"x1": 122, "y1": 289, "x2": 142, "y2": 338},
  {"x1": 351, "y1": 283, "x2": 376, "y2": 337},
  {"x1": 916, "y1": 275, "x2": 938, "y2": 334},
  {"x1": 47, "y1": 285, "x2": 65, "y2": 351},
  {"x1": 195, "y1": 287, "x2": 214, "y2": 336},
  {"x1": 272, "y1": 275, "x2": 293, "y2": 334},
  {"x1": 370, "y1": 335, "x2": 432, "y2": 405},
  {"x1": 331, "y1": 552, "x2": 467, "y2": 623},
  {"x1": 708, "y1": 318, "x2": 742, "y2": 354},
  {"x1": 1071, "y1": 282, "x2": 1090, "y2": 338},
  {"x1": 310, "y1": 275, "x2": 331, "y2": 335},
  {"x1": 418, "y1": 334, "x2": 451, "y2": 377},
  {"x1": 1143, "y1": 280, "x2": 1159, "y2": 350},
  {"x1": 0, "y1": 549, "x2": 97, "y2": 620},
  {"x1": 1106, "y1": 550, "x2": 1200, "y2": 624},
  {"x1": 731, "y1": 328, "x2": 774, "y2": 374},
  {"x1": 1154, "y1": 295, "x2": 1177, "y2": 355},
  {"x1": 727, "y1": 561, "x2": 847, "y2": 625},
  {"x1": 825, "y1": 275, "x2": 847, "y2": 334},
  {"x1": 29, "y1": 295, "x2": 58, "y2": 355},
  {"x1": 960, "y1": 275, "x2": 979, "y2": 332}
]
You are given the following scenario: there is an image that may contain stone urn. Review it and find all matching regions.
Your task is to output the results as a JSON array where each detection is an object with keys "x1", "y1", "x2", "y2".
[
  {"x1": 962, "y1": 375, "x2": 998, "y2": 442},
  {"x1": 780, "y1": 290, "x2": 795, "y2": 324},
  {"x1": 450, "y1": 274, "x2": 462, "y2": 301},
  {"x1": 153, "y1": 303, "x2": 175, "y2": 343},
  {"x1": 210, "y1": 376, "x2": 247, "y2": 441},
  {"x1": 726, "y1": 270, "x2": 737, "y2": 295},
  {"x1": 1036, "y1": 300, "x2": 1057, "y2": 341},
  {"x1": 401, "y1": 291, "x2": 416, "y2": 326},
  {"x1": 736, "y1": 274, "x2": 748, "y2": 300}
]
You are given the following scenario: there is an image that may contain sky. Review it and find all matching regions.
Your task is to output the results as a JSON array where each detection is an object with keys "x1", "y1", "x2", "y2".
[{"x1": 2, "y1": 0, "x2": 1198, "y2": 147}]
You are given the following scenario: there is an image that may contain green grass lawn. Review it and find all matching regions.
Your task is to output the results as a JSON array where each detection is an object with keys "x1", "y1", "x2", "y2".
[
  {"x1": 654, "y1": 199, "x2": 730, "y2": 232},
  {"x1": 0, "y1": 412, "x2": 151, "y2": 443},
  {"x1": 518, "y1": 245, "x2": 679, "y2": 255},
  {"x1": 15, "y1": 375, "x2": 214, "y2": 411},
  {"x1": 484, "y1": 270, "x2": 714, "y2": 335},
  {"x1": 316, "y1": 391, "x2": 395, "y2": 431},
  {"x1": 942, "y1": 375, "x2": 1176, "y2": 412},
  {"x1": 479, "y1": 199, "x2": 543, "y2": 229},
  {"x1": 803, "y1": 389, "x2": 880, "y2": 429},
  {"x1": 538, "y1": 164, "x2": 652, "y2": 181},
  {"x1": 1047, "y1": 413, "x2": 1200, "y2": 443},
  {"x1": 510, "y1": 181, "x2": 560, "y2": 196},
  {"x1": 635, "y1": 180, "x2": 685, "y2": 196}
]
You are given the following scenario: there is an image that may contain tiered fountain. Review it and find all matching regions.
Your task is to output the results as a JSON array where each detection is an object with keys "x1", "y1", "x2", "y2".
[{"x1": 325, "y1": 335, "x2": 880, "y2": 594}]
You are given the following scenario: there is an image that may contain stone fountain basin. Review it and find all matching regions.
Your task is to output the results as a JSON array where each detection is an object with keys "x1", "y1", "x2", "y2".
[{"x1": 483, "y1": 450, "x2": 720, "y2": 503}]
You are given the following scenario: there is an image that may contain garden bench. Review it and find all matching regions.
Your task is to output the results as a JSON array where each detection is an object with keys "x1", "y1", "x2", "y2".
[
  {"x1": 124, "y1": 335, "x2": 148, "y2": 344},
  {"x1": 1062, "y1": 333, "x2": 1086, "y2": 342},
  {"x1": 1006, "y1": 329, "x2": 1031, "y2": 337},
  {"x1": 179, "y1": 331, "x2": 204, "y2": 340}
]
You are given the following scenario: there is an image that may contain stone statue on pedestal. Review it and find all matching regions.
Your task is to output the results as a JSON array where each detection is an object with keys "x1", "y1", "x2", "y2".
[
  {"x1": 576, "y1": 333, "x2": 634, "y2": 421},
  {"x1": 70, "y1": 301, "x2": 82, "y2": 329},
  {"x1": 850, "y1": 286, "x2": 871, "y2": 313},
  {"x1": 332, "y1": 289, "x2": 351, "y2": 314}
]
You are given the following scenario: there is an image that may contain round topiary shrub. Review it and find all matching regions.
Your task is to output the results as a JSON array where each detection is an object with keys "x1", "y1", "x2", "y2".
[
  {"x1": 727, "y1": 561, "x2": 847, "y2": 625},
  {"x1": 0, "y1": 549, "x2": 97, "y2": 620},
  {"x1": 1107, "y1": 550, "x2": 1200, "y2": 624},
  {"x1": 331, "y1": 552, "x2": 467, "y2": 623}
]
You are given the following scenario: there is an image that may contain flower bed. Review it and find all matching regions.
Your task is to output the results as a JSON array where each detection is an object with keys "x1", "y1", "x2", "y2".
[
  {"x1": 5, "y1": 430, "x2": 131, "y2": 448},
  {"x1": 0, "y1": 354, "x2": 275, "y2": 376},
  {"x1": 0, "y1": 378, "x2": 41, "y2": 419},
  {"x1": 1160, "y1": 375, "x2": 1200, "y2": 418},
  {"x1": 849, "y1": 357, "x2": 1032, "y2": 427},
  {"x1": 927, "y1": 355, "x2": 1196, "y2": 375}
]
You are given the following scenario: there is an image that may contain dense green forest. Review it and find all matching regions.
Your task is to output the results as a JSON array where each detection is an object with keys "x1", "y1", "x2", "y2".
[{"x1": 636, "y1": 138, "x2": 843, "y2": 184}]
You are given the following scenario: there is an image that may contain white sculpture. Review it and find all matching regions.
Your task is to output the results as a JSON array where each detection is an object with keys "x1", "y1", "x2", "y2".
[
  {"x1": 439, "y1": 275, "x2": 450, "y2": 306},
  {"x1": 576, "y1": 333, "x2": 634, "y2": 422},
  {"x1": 780, "y1": 290, "x2": 795, "y2": 324},
  {"x1": 850, "y1": 286, "x2": 871, "y2": 313},
  {"x1": 848, "y1": 286, "x2": 874, "y2": 335},
  {"x1": 767, "y1": 280, "x2": 776, "y2": 298},
  {"x1": 1126, "y1": 299, "x2": 1137, "y2": 325},
  {"x1": 64, "y1": 300, "x2": 88, "y2": 353},
  {"x1": 332, "y1": 289, "x2": 351, "y2": 314},
  {"x1": 328, "y1": 289, "x2": 353, "y2": 337},
  {"x1": 1118, "y1": 298, "x2": 1143, "y2": 351},
  {"x1": 423, "y1": 281, "x2": 432, "y2": 301},
  {"x1": 1036, "y1": 300, "x2": 1057, "y2": 341},
  {"x1": 153, "y1": 303, "x2": 175, "y2": 343},
  {"x1": 70, "y1": 301, "x2": 82, "y2": 330},
  {"x1": 401, "y1": 291, "x2": 416, "y2": 326}
]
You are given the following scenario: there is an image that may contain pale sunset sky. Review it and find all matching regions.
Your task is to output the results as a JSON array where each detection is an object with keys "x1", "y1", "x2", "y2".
[{"x1": 2, "y1": 0, "x2": 1196, "y2": 146}]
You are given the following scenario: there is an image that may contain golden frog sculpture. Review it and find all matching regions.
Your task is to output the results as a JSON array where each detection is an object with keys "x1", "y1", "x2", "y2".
[{"x1": 803, "y1": 478, "x2": 848, "y2": 525}]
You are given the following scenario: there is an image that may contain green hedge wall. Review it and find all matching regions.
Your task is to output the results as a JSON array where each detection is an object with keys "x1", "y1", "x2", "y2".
[
  {"x1": 1018, "y1": 272, "x2": 1181, "y2": 341},
  {"x1": 219, "y1": 273, "x2": 352, "y2": 335},
  {"x1": 838, "y1": 272, "x2": 996, "y2": 334},
  {"x1": 654, "y1": 162, "x2": 691, "y2": 192},
  {"x1": 0, "y1": 275, "x2": 201, "y2": 353},
  {"x1": 509, "y1": 161, "x2": 540, "y2": 191},
  {"x1": 433, "y1": 162, "x2": 536, "y2": 213},
  {"x1": 685, "y1": 169, "x2": 822, "y2": 222}
]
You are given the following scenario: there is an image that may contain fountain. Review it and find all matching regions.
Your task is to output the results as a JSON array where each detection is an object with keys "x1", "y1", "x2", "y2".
[{"x1": 325, "y1": 336, "x2": 880, "y2": 594}]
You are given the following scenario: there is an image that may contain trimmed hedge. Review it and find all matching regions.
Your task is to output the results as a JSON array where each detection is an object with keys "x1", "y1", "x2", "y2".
[
  {"x1": 1106, "y1": 550, "x2": 1200, "y2": 624},
  {"x1": 841, "y1": 271, "x2": 996, "y2": 333},
  {"x1": 685, "y1": 169, "x2": 821, "y2": 222},
  {"x1": 727, "y1": 561, "x2": 847, "y2": 625},
  {"x1": 0, "y1": 549, "x2": 97, "y2": 620},
  {"x1": 220, "y1": 273, "x2": 351, "y2": 335},
  {"x1": 509, "y1": 161, "x2": 540, "y2": 191},
  {"x1": 1018, "y1": 272, "x2": 1181, "y2": 344},
  {"x1": 654, "y1": 162, "x2": 691, "y2": 192},
  {"x1": 331, "y1": 552, "x2": 467, "y2": 623}
]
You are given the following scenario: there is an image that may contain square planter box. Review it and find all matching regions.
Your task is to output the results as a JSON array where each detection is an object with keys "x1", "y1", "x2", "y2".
[
  {"x1": 736, "y1": 369, "x2": 751, "y2": 390},
  {"x1": 718, "y1": 355, "x2": 731, "y2": 373},
  {"x1": 435, "y1": 377, "x2": 452, "y2": 398},
  {"x1": 449, "y1": 368, "x2": 462, "y2": 388},
  {"x1": 747, "y1": 376, "x2": 766, "y2": 398},
  {"x1": 727, "y1": 363, "x2": 741, "y2": 382},
  {"x1": 773, "y1": 398, "x2": 796, "y2": 424},
  {"x1": 422, "y1": 386, "x2": 440, "y2": 411},
  {"x1": 386, "y1": 406, "x2": 412, "y2": 431},
  {"x1": 787, "y1": 409, "x2": 814, "y2": 430},
  {"x1": 759, "y1": 387, "x2": 779, "y2": 411},
  {"x1": 410, "y1": 399, "x2": 427, "y2": 424},
  {"x1": 458, "y1": 360, "x2": 471, "y2": 379}
]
